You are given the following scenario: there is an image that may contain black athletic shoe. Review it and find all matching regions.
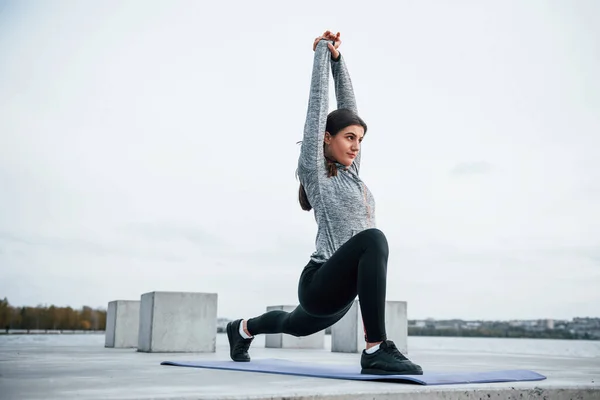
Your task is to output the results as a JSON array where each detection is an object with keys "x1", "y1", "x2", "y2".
[
  {"x1": 361, "y1": 340, "x2": 423, "y2": 375},
  {"x1": 226, "y1": 319, "x2": 254, "y2": 362}
]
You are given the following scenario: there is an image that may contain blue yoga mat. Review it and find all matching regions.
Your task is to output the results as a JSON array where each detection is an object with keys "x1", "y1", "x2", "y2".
[{"x1": 161, "y1": 358, "x2": 546, "y2": 385}]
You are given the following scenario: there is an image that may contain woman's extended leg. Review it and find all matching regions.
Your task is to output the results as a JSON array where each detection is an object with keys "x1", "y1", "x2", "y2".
[
  {"x1": 246, "y1": 302, "x2": 353, "y2": 338},
  {"x1": 227, "y1": 301, "x2": 352, "y2": 362}
]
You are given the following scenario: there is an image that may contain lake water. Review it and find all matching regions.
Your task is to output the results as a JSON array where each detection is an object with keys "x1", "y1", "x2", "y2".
[
  {"x1": 408, "y1": 336, "x2": 600, "y2": 358},
  {"x1": 1, "y1": 333, "x2": 599, "y2": 359}
]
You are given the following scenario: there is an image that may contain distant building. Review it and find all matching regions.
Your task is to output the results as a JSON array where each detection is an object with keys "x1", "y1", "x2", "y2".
[{"x1": 464, "y1": 321, "x2": 481, "y2": 330}]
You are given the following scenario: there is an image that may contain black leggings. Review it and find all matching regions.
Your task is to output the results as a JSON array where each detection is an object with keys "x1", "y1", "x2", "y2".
[{"x1": 246, "y1": 228, "x2": 389, "y2": 342}]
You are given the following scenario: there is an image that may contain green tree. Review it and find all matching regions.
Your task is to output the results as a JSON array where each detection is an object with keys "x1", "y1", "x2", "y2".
[
  {"x1": 48, "y1": 305, "x2": 59, "y2": 330},
  {"x1": 10, "y1": 306, "x2": 21, "y2": 329},
  {"x1": 0, "y1": 298, "x2": 9, "y2": 331}
]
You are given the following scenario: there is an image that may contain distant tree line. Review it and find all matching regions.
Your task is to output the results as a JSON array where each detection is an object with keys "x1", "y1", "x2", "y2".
[
  {"x1": 408, "y1": 326, "x2": 585, "y2": 340},
  {"x1": 0, "y1": 298, "x2": 106, "y2": 333}
]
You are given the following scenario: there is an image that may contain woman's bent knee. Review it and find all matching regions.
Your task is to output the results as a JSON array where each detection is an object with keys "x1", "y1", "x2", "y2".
[
  {"x1": 361, "y1": 228, "x2": 387, "y2": 241},
  {"x1": 357, "y1": 228, "x2": 389, "y2": 256}
]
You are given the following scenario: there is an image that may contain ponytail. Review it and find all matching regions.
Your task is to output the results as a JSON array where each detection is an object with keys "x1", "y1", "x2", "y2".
[
  {"x1": 299, "y1": 184, "x2": 311, "y2": 211},
  {"x1": 298, "y1": 158, "x2": 339, "y2": 212}
]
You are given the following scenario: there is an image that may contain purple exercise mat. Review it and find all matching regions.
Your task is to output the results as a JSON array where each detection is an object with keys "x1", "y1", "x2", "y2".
[{"x1": 161, "y1": 358, "x2": 547, "y2": 385}]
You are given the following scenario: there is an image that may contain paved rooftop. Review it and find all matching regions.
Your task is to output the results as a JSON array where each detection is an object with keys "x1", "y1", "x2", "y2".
[{"x1": 0, "y1": 334, "x2": 598, "y2": 400}]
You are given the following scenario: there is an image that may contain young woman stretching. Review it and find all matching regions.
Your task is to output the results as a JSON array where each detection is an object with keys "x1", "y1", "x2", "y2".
[{"x1": 227, "y1": 31, "x2": 423, "y2": 376}]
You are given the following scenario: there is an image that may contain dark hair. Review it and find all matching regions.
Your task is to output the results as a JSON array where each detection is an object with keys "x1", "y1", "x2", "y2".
[{"x1": 298, "y1": 108, "x2": 368, "y2": 211}]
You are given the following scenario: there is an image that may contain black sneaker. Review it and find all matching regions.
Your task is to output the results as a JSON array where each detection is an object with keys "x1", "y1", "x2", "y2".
[
  {"x1": 361, "y1": 340, "x2": 423, "y2": 375},
  {"x1": 226, "y1": 319, "x2": 254, "y2": 362}
]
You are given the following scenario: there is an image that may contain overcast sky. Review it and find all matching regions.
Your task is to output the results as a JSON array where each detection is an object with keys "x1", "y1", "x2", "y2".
[{"x1": 1, "y1": 1, "x2": 598, "y2": 322}]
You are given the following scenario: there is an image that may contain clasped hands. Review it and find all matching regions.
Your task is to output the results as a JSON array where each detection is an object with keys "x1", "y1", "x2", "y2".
[{"x1": 313, "y1": 30, "x2": 341, "y2": 59}]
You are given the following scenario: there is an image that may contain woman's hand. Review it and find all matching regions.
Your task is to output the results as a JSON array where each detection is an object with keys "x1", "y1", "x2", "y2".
[{"x1": 313, "y1": 30, "x2": 341, "y2": 59}]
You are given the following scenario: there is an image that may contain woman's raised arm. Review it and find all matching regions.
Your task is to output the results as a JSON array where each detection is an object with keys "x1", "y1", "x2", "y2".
[
  {"x1": 297, "y1": 38, "x2": 332, "y2": 174},
  {"x1": 331, "y1": 40, "x2": 361, "y2": 173},
  {"x1": 331, "y1": 50, "x2": 357, "y2": 114}
]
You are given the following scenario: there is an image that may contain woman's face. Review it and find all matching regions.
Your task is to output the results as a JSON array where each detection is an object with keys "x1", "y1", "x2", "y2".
[{"x1": 324, "y1": 124, "x2": 365, "y2": 167}]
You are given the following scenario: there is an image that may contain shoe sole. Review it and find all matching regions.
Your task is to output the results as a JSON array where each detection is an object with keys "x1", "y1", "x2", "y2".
[
  {"x1": 226, "y1": 321, "x2": 250, "y2": 362},
  {"x1": 361, "y1": 368, "x2": 424, "y2": 376}
]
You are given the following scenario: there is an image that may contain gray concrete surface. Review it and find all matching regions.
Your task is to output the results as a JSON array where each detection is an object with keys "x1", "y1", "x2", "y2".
[
  {"x1": 331, "y1": 300, "x2": 364, "y2": 354},
  {"x1": 0, "y1": 334, "x2": 598, "y2": 400},
  {"x1": 105, "y1": 300, "x2": 140, "y2": 349},
  {"x1": 138, "y1": 291, "x2": 217, "y2": 353}
]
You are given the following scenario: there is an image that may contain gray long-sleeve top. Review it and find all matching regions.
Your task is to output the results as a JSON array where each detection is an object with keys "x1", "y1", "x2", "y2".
[{"x1": 298, "y1": 40, "x2": 377, "y2": 264}]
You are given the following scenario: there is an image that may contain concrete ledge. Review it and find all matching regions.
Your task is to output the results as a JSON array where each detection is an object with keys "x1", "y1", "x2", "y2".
[
  {"x1": 270, "y1": 387, "x2": 600, "y2": 400},
  {"x1": 104, "y1": 300, "x2": 140, "y2": 348},
  {"x1": 137, "y1": 291, "x2": 217, "y2": 353},
  {"x1": 264, "y1": 305, "x2": 325, "y2": 349},
  {"x1": 331, "y1": 300, "x2": 408, "y2": 353},
  {"x1": 210, "y1": 388, "x2": 600, "y2": 400},
  {"x1": 220, "y1": 388, "x2": 599, "y2": 400}
]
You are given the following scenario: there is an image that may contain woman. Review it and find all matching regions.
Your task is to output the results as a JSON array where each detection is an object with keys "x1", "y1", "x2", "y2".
[{"x1": 227, "y1": 31, "x2": 423, "y2": 376}]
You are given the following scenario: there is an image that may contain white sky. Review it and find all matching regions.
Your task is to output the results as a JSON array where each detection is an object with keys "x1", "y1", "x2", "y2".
[{"x1": 1, "y1": 0, "x2": 599, "y2": 321}]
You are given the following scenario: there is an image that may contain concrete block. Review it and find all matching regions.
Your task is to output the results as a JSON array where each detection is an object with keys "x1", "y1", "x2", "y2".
[
  {"x1": 137, "y1": 291, "x2": 217, "y2": 353},
  {"x1": 104, "y1": 300, "x2": 140, "y2": 348},
  {"x1": 331, "y1": 300, "x2": 408, "y2": 354},
  {"x1": 330, "y1": 301, "x2": 362, "y2": 353},
  {"x1": 264, "y1": 305, "x2": 325, "y2": 349}
]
